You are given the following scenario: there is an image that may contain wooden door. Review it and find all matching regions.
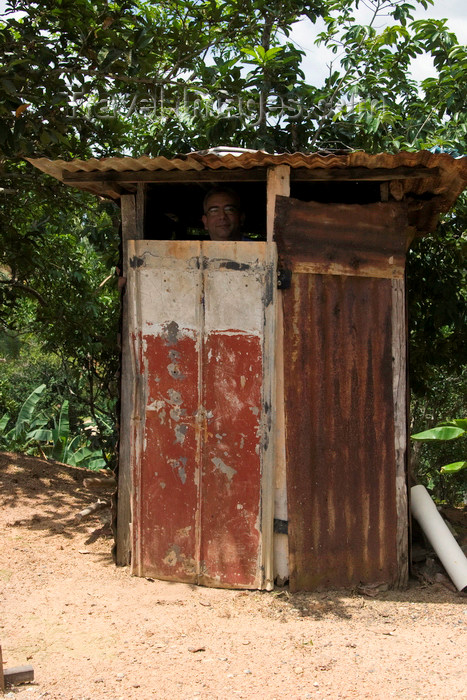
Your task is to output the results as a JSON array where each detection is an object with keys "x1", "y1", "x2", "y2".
[{"x1": 126, "y1": 240, "x2": 276, "y2": 589}]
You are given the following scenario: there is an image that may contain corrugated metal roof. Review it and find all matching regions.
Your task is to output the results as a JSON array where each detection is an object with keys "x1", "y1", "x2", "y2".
[
  {"x1": 27, "y1": 148, "x2": 467, "y2": 230},
  {"x1": 28, "y1": 147, "x2": 467, "y2": 177}
]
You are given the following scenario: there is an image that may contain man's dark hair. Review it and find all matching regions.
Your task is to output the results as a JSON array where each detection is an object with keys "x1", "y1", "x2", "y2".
[{"x1": 203, "y1": 186, "x2": 242, "y2": 214}]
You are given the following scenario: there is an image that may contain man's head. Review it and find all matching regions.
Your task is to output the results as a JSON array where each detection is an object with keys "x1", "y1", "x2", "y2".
[{"x1": 202, "y1": 187, "x2": 244, "y2": 241}]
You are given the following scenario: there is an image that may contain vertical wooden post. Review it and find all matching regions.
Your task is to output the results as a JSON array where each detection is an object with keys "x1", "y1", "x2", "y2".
[
  {"x1": 136, "y1": 183, "x2": 146, "y2": 238},
  {"x1": 261, "y1": 242, "x2": 278, "y2": 590},
  {"x1": 392, "y1": 277, "x2": 409, "y2": 587},
  {"x1": 267, "y1": 165, "x2": 290, "y2": 583},
  {"x1": 0, "y1": 644, "x2": 4, "y2": 693},
  {"x1": 116, "y1": 194, "x2": 143, "y2": 566},
  {"x1": 267, "y1": 165, "x2": 290, "y2": 242}
]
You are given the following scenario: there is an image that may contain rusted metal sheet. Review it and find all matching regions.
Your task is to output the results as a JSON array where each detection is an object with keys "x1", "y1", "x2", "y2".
[
  {"x1": 275, "y1": 198, "x2": 409, "y2": 591},
  {"x1": 127, "y1": 240, "x2": 275, "y2": 588},
  {"x1": 274, "y1": 197, "x2": 410, "y2": 279}
]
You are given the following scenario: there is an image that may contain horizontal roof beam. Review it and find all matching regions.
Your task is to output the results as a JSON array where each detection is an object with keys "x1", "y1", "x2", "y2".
[
  {"x1": 62, "y1": 165, "x2": 440, "y2": 186},
  {"x1": 290, "y1": 166, "x2": 440, "y2": 181},
  {"x1": 63, "y1": 169, "x2": 267, "y2": 184}
]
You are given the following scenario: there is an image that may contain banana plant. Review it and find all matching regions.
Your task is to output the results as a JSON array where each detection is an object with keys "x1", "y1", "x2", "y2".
[
  {"x1": 33, "y1": 400, "x2": 107, "y2": 469},
  {"x1": 411, "y1": 419, "x2": 467, "y2": 474},
  {"x1": 0, "y1": 384, "x2": 107, "y2": 470},
  {"x1": 0, "y1": 384, "x2": 48, "y2": 450}
]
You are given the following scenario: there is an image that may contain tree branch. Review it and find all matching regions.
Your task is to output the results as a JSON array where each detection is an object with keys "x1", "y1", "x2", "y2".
[{"x1": 0, "y1": 280, "x2": 47, "y2": 306}]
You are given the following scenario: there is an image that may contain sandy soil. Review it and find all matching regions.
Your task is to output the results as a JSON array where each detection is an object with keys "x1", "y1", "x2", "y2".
[{"x1": 0, "y1": 451, "x2": 466, "y2": 700}]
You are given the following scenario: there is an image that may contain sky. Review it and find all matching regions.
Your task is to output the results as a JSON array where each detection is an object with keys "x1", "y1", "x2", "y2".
[{"x1": 292, "y1": 0, "x2": 467, "y2": 85}]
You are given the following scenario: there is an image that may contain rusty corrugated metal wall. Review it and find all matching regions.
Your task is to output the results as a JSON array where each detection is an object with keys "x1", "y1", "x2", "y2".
[{"x1": 275, "y1": 197, "x2": 410, "y2": 590}]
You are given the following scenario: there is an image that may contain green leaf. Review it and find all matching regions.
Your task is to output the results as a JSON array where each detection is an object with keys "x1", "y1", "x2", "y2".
[
  {"x1": 15, "y1": 384, "x2": 47, "y2": 437},
  {"x1": 56, "y1": 400, "x2": 70, "y2": 442},
  {"x1": 0, "y1": 413, "x2": 11, "y2": 433},
  {"x1": 86, "y1": 456, "x2": 107, "y2": 470},
  {"x1": 450, "y1": 419, "x2": 467, "y2": 431},
  {"x1": 27, "y1": 428, "x2": 53, "y2": 442},
  {"x1": 440, "y1": 461, "x2": 467, "y2": 474},
  {"x1": 411, "y1": 426, "x2": 465, "y2": 441}
]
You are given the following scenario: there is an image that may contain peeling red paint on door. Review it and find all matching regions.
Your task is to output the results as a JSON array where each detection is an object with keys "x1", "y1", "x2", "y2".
[
  {"x1": 200, "y1": 331, "x2": 263, "y2": 587},
  {"x1": 127, "y1": 240, "x2": 274, "y2": 588},
  {"x1": 138, "y1": 331, "x2": 200, "y2": 582}
]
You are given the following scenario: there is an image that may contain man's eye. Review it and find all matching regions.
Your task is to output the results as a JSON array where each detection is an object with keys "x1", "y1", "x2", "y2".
[{"x1": 206, "y1": 205, "x2": 238, "y2": 215}]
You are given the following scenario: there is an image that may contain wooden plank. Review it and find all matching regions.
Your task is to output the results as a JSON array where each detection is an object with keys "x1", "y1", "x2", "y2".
[
  {"x1": 266, "y1": 166, "x2": 290, "y2": 584},
  {"x1": 273, "y1": 294, "x2": 289, "y2": 585},
  {"x1": 392, "y1": 278, "x2": 409, "y2": 587},
  {"x1": 3, "y1": 665, "x2": 34, "y2": 686},
  {"x1": 130, "y1": 240, "x2": 202, "y2": 582},
  {"x1": 263, "y1": 245, "x2": 278, "y2": 589},
  {"x1": 261, "y1": 241, "x2": 278, "y2": 590},
  {"x1": 291, "y1": 260, "x2": 404, "y2": 279},
  {"x1": 63, "y1": 169, "x2": 268, "y2": 184},
  {"x1": 120, "y1": 195, "x2": 138, "y2": 251},
  {"x1": 136, "y1": 183, "x2": 146, "y2": 238},
  {"x1": 62, "y1": 165, "x2": 439, "y2": 186},
  {"x1": 63, "y1": 179, "x2": 123, "y2": 198},
  {"x1": 199, "y1": 242, "x2": 272, "y2": 588},
  {"x1": 381, "y1": 182, "x2": 390, "y2": 202},
  {"x1": 267, "y1": 165, "x2": 290, "y2": 243},
  {"x1": 0, "y1": 644, "x2": 4, "y2": 692},
  {"x1": 116, "y1": 194, "x2": 140, "y2": 566},
  {"x1": 289, "y1": 166, "x2": 440, "y2": 182},
  {"x1": 128, "y1": 240, "x2": 274, "y2": 588}
]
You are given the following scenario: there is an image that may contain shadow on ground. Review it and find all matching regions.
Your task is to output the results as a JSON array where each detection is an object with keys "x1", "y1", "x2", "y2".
[{"x1": 0, "y1": 450, "x2": 113, "y2": 544}]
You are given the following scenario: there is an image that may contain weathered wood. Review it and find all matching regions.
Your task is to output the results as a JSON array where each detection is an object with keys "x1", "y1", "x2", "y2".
[
  {"x1": 120, "y1": 195, "x2": 138, "y2": 257},
  {"x1": 116, "y1": 194, "x2": 143, "y2": 566},
  {"x1": 267, "y1": 165, "x2": 290, "y2": 243},
  {"x1": 267, "y1": 166, "x2": 290, "y2": 584},
  {"x1": 136, "y1": 183, "x2": 146, "y2": 238},
  {"x1": 290, "y1": 259, "x2": 404, "y2": 279},
  {"x1": 289, "y1": 166, "x2": 440, "y2": 182},
  {"x1": 3, "y1": 665, "x2": 34, "y2": 686},
  {"x1": 129, "y1": 240, "x2": 201, "y2": 581},
  {"x1": 392, "y1": 278, "x2": 409, "y2": 587},
  {"x1": 273, "y1": 298, "x2": 289, "y2": 584},
  {"x1": 63, "y1": 169, "x2": 268, "y2": 184},
  {"x1": 261, "y1": 241, "x2": 278, "y2": 590},
  {"x1": 0, "y1": 644, "x2": 4, "y2": 692},
  {"x1": 63, "y1": 180, "x2": 123, "y2": 198},
  {"x1": 76, "y1": 499, "x2": 109, "y2": 521},
  {"x1": 62, "y1": 165, "x2": 440, "y2": 186},
  {"x1": 128, "y1": 240, "x2": 275, "y2": 588},
  {"x1": 83, "y1": 476, "x2": 117, "y2": 492}
]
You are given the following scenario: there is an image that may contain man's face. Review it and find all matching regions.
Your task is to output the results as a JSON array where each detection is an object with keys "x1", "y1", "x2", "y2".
[{"x1": 202, "y1": 192, "x2": 242, "y2": 241}]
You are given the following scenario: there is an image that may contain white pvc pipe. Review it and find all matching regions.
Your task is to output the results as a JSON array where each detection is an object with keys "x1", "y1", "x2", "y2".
[{"x1": 411, "y1": 484, "x2": 467, "y2": 592}]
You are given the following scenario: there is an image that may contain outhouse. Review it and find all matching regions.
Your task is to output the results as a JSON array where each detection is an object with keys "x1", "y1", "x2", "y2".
[{"x1": 29, "y1": 148, "x2": 467, "y2": 591}]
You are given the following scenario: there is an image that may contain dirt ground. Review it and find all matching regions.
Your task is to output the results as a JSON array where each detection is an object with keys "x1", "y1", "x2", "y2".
[{"x1": 0, "y1": 451, "x2": 466, "y2": 700}]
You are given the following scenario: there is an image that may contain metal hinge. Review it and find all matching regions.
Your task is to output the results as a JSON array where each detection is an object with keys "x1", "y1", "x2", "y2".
[
  {"x1": 277, "y1": 268, "x2": 292, "y2": 290},
  {"x1": 274, "y1": 518, "x2": 288, "y2": 534}
]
